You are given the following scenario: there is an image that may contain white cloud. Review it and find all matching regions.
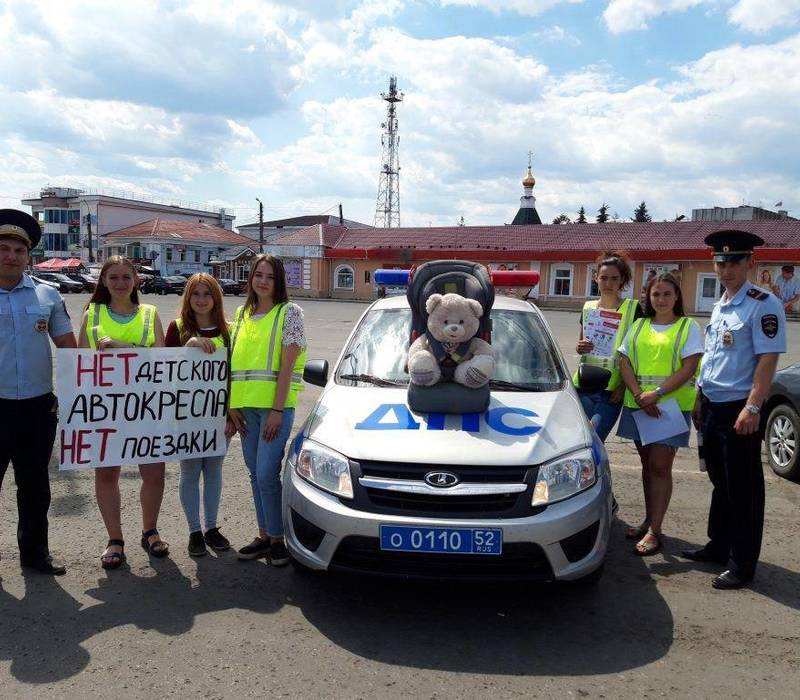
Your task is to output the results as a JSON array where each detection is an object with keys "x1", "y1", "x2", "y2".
[
  {"x1": 532, "y1": 25, "x2": 582, "y2": 45},
  {"x1": 603, "y1": 0, "x2": 706, "y2": 34},
  {"x1": 728, "y1": 0, "x2": 800, "y2": 33},
  {"x1": 439, "y1": 0, "x2": 584, "y2": 17}
]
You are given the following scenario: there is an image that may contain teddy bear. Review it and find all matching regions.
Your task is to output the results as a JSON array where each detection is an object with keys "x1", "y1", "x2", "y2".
[{"x1": 407, "y1": 292, "x2": 495, "y2": 388}]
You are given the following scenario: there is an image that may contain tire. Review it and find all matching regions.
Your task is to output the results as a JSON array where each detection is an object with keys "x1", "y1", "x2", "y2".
[
  {"x1": 766, "y1": 403, "x2": 800, "y2": 481},
  {"x1": 159, "y1": 288, "x2": 165, "y2": 295}
]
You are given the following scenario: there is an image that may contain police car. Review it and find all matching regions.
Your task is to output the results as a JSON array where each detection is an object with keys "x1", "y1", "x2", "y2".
[{"x1": 282, "y1": 274, "x2": 612, "y2": 582}]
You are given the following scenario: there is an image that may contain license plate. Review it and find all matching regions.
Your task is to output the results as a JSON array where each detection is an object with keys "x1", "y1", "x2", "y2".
[{"x1": 380, "y1": 525, "x2": 502, "y2": 555}]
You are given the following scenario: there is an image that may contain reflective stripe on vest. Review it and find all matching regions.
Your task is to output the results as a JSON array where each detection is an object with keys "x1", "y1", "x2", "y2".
[
  {"x1": 623, "y1": 317, "x2": 698, "y2": 411},
  {"x1": 87, "y1": 303, "x2": 155, "y2": 349},
  {"x1": 572, "y1": 297, "x2": 638, "y2": 391},
  {"x1": 229, "y1": 303, "x2": 306, "y2": 409},
  {"x1": 175, "y1": 318, "x2": 226, "y2": 349}
]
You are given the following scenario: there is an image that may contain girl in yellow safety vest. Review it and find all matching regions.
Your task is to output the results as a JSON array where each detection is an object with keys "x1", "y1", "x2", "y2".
[
  {"x1": 226, "y1": 254, "x2": 306, "y2": 567},
  {"x1": 575, "y1": 253, "x2": 642, "y2": 441},
  {"x1": 77, "y1": 256, "x2": 169, "y2": 569},
  {"x1": 617, "y1": 272, "x2": 703, "y2": 556},
  {"x1": 164, "y1": 273, "x2": 232, "y2": 558}
]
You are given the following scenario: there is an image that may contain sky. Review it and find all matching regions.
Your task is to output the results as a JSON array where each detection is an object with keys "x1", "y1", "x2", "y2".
[{"x1": 2, "y1": 0, "x2": 799, "y2": 227}]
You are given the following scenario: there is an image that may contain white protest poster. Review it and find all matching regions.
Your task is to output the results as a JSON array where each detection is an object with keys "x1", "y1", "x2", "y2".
[{"x1": 56, "y1": 348, "x2": 228, "y2": 470}]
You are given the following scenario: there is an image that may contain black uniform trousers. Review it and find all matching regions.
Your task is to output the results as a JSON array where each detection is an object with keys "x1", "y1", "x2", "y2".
[
  {"x1": 700, "y1": 394, "x2": 764, "y2": 580},
  {"x1": 0, "y1": 393, "x2": 57, "y2": 565}
]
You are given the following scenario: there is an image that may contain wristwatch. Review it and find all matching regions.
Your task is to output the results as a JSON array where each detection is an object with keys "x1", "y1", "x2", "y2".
[
  {"x1": 744, "y1": 404, "x2": 761, "y2": 415},
  {"x1": 655, "y1": 386, "x2": 666, "y2": 398}
]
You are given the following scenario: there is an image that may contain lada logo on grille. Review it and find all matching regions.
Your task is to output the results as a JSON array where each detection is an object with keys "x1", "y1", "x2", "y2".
[{"x1": 424, "y1": 471, "x2": 460, "y2": 488}]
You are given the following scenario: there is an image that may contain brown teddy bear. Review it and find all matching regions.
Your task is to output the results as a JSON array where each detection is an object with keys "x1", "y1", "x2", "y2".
[{"x1": 407, "y1": 292, "x2": 495, "y2": 388}]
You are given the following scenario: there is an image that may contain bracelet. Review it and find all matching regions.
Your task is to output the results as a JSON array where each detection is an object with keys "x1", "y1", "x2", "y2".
[{"x1": 272, "y1": 408, "x2": 284, "y2": 413}]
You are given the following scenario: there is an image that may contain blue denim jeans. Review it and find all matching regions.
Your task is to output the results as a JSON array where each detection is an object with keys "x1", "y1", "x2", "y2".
[
  {"x1": 239, "y1": 407, "x2": 295, "y2": 537},
  {"x1": 578, "y1": 389, "x2": 622, "y2": 442},
  {"x1": 179, "y1": 454, "x2": 224, "y2": 533}
]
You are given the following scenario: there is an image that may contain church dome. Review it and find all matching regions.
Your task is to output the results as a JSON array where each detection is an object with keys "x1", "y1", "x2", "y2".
[{"x1": 522, "y1": 166, "x2": 535, "y2": 189}]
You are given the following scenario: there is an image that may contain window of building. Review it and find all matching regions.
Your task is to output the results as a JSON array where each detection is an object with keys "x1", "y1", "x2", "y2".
[
  {"x1": 334, "y1": 265, "x2": 354, "y2": 290},
  {"x1": 194, "y1": 250, "x2": 201, "y2": 263},
  {"x1": 364, "y1": 270, "x2": 371, "y2": 284},
  {"x1": 236, "y1": 264, "x2": 249, "y2": 281},
  {"x1": 550, "y1": 264, "x2": 573, "y2": 296},
  {"x1": 166, "y1": 248, "x2": 173, "y2": 261}
]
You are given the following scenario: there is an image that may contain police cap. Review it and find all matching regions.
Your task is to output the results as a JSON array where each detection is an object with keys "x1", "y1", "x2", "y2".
[
  {"x1": 0, "y1": 209, "x2": 41, "y2": 250},
  {"x1": 704, "y1": 229, "x2": 764, "y2": 262}
]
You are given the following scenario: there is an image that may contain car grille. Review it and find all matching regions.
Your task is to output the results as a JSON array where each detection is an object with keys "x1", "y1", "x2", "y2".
[
  {"x1": 347, "y1": 459, "x2": 538, "y2": 519},
  {"x1": 329, "y1": 536, "x2": 553, "y2": 581}
]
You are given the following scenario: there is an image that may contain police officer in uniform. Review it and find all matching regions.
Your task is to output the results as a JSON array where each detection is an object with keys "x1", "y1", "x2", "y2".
[
  {"x1": 682, "y1": 230, "x2": 786, "y2": 589},
  {"x1": 0, "y1": 209, "x2": 76, "y2": 575}
]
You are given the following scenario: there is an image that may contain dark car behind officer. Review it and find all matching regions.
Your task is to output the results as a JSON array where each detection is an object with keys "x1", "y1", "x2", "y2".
[
  {"x1": 0, "y1": 209, "x2": 77, "y2": 575},
  {"x1": 683, "y1": 230, "x2": 786, "y2": 590}
]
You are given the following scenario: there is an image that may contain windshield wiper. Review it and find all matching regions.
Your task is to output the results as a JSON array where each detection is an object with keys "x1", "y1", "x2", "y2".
[
  {"x1": 489, "y1": 380, "x2": 536, "y2": 392},
  {"x1": 338, "y1": 373, "x2": 407, "y2": 387}
]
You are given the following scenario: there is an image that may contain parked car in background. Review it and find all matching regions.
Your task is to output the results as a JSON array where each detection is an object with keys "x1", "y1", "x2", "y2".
[
  {"x1": 149, "y1": 275, "x2": 186, "y2": 295},
  {"x1": 30, "y1": 275, "x2": 61, "y2": 291},
  {"x1": 138, "y1": 273, "x2": 157, "y2": 294},
  {"x1": 218, "y1": 278, "x2": 244, "y2": 295},
  {"x1": 65, "y1": 272, "x2": 97, "y2": 292},
  {"x1": 764, "y1": 364, "x2": 800, "y2": 481},
  {"x1": 33, "y1": 272, "x2": 85, "y2": 293}
]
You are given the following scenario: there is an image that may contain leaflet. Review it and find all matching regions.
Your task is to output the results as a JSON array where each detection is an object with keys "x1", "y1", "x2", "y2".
[
  {"x1": 583, "y1": 308, "x2": 622, "y2": 359},
  {"x1": 631, "y1": 399, "x2": 689, "y2": 446}
]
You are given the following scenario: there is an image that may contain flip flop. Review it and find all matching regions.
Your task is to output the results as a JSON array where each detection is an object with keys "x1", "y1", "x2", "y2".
[
  {"x1": 634, "y1": 530, "x2": 662, "y2": 556},
  {"x1": 625, "y1": 521, "x2": 651, "y2": 540}
]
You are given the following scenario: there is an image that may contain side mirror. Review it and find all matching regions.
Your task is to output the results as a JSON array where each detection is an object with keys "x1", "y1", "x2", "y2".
[
  {"x1": 303, "y1": 359, "x2": 329, "y2": 388},
  {"x1": 577, "y1": 364, "x2": 611, "y2": 393}
]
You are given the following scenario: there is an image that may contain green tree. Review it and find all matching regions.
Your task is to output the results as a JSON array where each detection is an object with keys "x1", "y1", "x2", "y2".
[
  {"x1": 552, "y1": 213, "x2": 571, "y2": 225},
  {"x1": 576, "y1": 206, "x2": 587, "y2": 223},
  {"x1": 633, "y1": 201, "x2": 652, "y2": 222},
  {"x1": 596, "y1": 203, "x2": 610, "y2": 223}
]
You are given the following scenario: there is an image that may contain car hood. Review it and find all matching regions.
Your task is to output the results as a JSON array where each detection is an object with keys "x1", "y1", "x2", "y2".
[{"x1": 304, "y1": 384, "x2": 591, "y2": 466}]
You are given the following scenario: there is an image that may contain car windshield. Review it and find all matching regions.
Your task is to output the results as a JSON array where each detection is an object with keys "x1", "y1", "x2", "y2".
[{"x1": 335, "y1": 307, "x2": 565, "y2": 391}]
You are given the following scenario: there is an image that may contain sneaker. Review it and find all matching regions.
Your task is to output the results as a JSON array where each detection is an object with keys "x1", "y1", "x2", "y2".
[
  {"x1": 188, "y1": 531, "x2": 207, "y2": 557},
  {"x1": 237, "y1": 537, "x2": 270, "y2": 560},
  {"x1": 203, "y1": 527, "x2": 231, "y2": 552},
  {"x1": 268, "y1": 540, "x2": 290, "y2": 567}
]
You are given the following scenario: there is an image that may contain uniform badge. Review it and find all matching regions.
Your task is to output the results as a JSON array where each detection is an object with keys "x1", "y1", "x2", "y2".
[
  {"x1": 722, "y1": 329, "x2": 734, "y2": 347},
  {"x1": 35, "y1": 318, "x2": 48, "y2": 333},
  {"x1": 761, "y1": 314, "x2": 779, "y2": 339}
]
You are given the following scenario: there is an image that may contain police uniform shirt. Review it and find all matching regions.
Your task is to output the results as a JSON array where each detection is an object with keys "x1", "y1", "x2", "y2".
[
  {"x1": 698, "y1": 280, "x2": 787, "y2": 402},
  {"x1": 0, "y1": 273, "x2": 73, "y2": 399}
]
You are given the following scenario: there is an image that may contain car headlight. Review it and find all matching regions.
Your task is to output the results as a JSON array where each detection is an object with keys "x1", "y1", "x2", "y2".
[
  {"x1": 293, "y1": 439, "x2": 354, "y2": 499},
  {"x1": 532, "y1": 448, "x2": 596, "y2": 506}
]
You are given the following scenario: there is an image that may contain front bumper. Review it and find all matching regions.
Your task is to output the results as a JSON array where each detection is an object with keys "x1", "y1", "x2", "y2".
[{"x1": 282, "y1": 461, "x2": 612, "y2": 581}]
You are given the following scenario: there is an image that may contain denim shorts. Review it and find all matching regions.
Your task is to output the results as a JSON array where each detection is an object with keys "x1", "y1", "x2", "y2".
[{"x1": 616, "y1": 406, "x2": 692, "y2": 448}]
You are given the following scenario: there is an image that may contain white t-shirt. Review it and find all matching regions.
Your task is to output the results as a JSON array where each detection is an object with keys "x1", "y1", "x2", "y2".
[{"x1": 618, "y1": 318, "x2": 703, "y2": 359}]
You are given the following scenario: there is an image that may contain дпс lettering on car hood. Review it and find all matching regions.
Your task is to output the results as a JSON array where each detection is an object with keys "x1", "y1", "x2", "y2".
[{"x1": 304, "y1": 385, "x2": 590, "y2": 467}]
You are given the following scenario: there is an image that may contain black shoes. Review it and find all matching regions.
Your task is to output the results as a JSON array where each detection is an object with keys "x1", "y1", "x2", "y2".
[
  {"x1": 680, "y1": 547, "x2": 728, "y2": 564},
  {"x1": 268, "y1": 540, "x2": 290, "y2": 567},
  {"x1": 21, "y1": 555, "x2": 66, "y2": 576},
  {"x1": 237, "y1": 537, "x2": 271, "y2": 560},
  {"x1": 712, "y1": 570, "x2": 750, "y2": 590},
  {"x1": 188, "y1": 531, "x2": 208, "y2": 557},
  {"x1": 203, "y1": 528, "x2": 231, "y2": 552}
]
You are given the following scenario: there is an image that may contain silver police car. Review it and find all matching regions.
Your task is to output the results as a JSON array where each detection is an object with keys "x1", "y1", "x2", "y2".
[{"x1": 282, "y1": 294, "x2": 612, "y2": 582}]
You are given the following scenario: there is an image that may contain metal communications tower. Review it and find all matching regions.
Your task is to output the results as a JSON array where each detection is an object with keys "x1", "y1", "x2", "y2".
[{"x1": 374, "y1": 76, "x2": 403, "y2": 228}]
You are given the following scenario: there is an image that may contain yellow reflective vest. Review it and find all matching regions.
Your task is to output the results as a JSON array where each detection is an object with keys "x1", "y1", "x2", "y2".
[
  {"x1": 572, "y1": 297, "x2": 639, "y2": 392},
  {"x1": 175, "y1": 318, "x2": 226, "y2": 350},
  {"x1": 623, "y1": 317, "x2": 700, "y2": 411},
  {"x1": 86, "y1": 303, "x2": 157, "y2": 349},
  {"x1": 229, "y1": 303, "x2": 306, "y2": 409}
]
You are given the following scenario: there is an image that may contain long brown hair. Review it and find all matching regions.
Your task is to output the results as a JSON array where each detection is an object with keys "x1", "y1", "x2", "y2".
[
  {"x1": 88, "y1": 256, "x2": 139, "y2": 306},
  {"x1": 595, "y1": 251, "x2": 633, "y2": 290},
  {"x1": 642, "y1": 272, "x2": 685, "y2": 317},
  {"x1": 179, "y1": 273, "x2": 230, "y2": 347},
  {"x1": 244, "y1": 254, "x2": 289, "y2": 314}
]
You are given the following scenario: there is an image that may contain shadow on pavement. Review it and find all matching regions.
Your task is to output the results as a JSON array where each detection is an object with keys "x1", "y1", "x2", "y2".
[
  {"x1": 289, "y1": 533, "x2": 675, "y2": 677},
  {"x1": 0, "y1": 553, "x2": 287, "y2": 684}
]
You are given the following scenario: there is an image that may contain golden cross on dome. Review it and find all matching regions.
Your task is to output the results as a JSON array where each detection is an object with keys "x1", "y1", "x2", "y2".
[{"x1": 527, "y1": 150, "x2": 534, "y2": 168}]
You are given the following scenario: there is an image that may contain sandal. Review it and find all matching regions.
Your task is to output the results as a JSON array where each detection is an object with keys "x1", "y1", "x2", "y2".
[
  {"x1": 101, "y1": 538, "x2": 126, "y2": 570},
  {"x1": 625, "y1": 521, "x2": 651, "y2": 540},
  {"x1": 141, "y1": 528, "x2": 170, "y2": 558},
  {"x1": 634, "y1": 529, "x2": 662, "y2": 556}
]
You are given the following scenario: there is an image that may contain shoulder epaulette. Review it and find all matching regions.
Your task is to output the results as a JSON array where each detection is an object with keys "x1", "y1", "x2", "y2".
[{"x1": 747, "y1": 288, "x2": 768, "y2": 301}]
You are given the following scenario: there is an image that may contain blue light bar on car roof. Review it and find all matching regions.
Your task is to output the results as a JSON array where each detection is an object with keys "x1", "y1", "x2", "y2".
[{"x1": 374, "y1": 269, "x2": 410, "y2": 286}]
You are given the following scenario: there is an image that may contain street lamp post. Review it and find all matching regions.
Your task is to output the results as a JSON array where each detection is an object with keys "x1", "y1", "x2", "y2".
[{"x1": 256, "y1": 197, "x2": 264, "y2": 253}]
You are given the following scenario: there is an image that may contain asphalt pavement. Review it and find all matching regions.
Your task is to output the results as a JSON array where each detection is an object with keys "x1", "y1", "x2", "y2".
[{"x1": 1, "y1": 293, "x2": 798, "y2": 699}]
